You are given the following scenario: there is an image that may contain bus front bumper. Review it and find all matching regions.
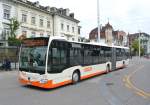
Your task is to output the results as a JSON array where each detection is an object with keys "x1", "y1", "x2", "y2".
[
  {"x1": 19, "y1": 77, "x2": 53, "y2": 89},
  {"x1": 19, "y1": 77, "x2": 72, "y2": 89}
]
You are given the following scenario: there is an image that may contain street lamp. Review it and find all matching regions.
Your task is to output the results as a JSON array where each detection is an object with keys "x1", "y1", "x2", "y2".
[
  {"x1": 139, "y1": 31, "x2": 141, "y2": 58},
  {"x1": 97, "y1": 0, "x2": 100, "y2": 42}
]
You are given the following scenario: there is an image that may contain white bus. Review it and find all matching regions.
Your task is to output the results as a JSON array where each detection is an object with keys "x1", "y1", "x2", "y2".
[{"x1": 18, "y1": 37, "x2": 130, "y2": 89}]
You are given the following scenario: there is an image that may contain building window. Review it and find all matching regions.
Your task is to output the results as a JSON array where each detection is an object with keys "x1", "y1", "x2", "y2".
[
  {"x1": 3, "y1": 4, "x2": 11, "y2": 20},
  {"x1": 31, "y1": 32, "x2": 36, "y2": 37},
  {"x1": 40, "y1": 33, "x2": 44, "y2": 37},
  {"x1": 61, "y1": 23, "x2": 64, "y2": 31},
  {"x1": 47, "y1": 31, "x2": 51, "y2": 37},
  {"x1": 3, "y1": 28, "x2": 10, "y2": 40},
  {"x1": 72, "y1": 27, "x2": 74, "y2": 33},
  {"x1": 3, "y1": 24, "x2": 10, "y2": 40},
  {"x1": 67, "y1": 25, "x2": 69, "y2": 32},
  {"x1": 47, "y1": 34, "x2": 50, "y2": 37},
  {"x1": 3, "y1": 9, "x2": 10, "y2": 20},
  {"x1": 47, "y1": 21, "x2": 50, "y2": 28},
  {"x1": 78, "y1": 27, "x2": 80, "y2": 34},
  {"x1": 40, "y1": 19, "x2": 44, "y2": 27},
  {"x1": 22, "y1": 31, "x2": 27, "y2": 36},
  {"x1": 31, "y1": 16, "x2": 36, "y2": 25},
  {"x1": 22, "y1": 14, "x2": 27, "y2": 23}
]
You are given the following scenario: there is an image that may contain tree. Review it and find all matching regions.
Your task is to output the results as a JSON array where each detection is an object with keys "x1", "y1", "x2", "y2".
[
  {"x1": 8, "y1": 18, "x2": 21, "y2": 46},
  {"x1": 131, "y1": 39, "x2": 144, "y2": 56}
]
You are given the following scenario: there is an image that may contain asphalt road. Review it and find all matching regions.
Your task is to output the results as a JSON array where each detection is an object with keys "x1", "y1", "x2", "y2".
[{"x1": 0, "y1": 57, "x2": 150, "y2": 105}]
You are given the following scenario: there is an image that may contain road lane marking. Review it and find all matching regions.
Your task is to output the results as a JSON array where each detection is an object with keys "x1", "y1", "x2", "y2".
[
  {"x1": 125, "y1": 83, "x2": 132, "y2": 89},
  {"x1": 136, "y1": 91, "x2": 147, "y2": 99},
  {"x1": 123, "y1": 65, "x2": 150, "y2": 99}
]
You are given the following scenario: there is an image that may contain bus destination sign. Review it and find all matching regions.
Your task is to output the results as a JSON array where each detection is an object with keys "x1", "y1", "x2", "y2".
[{"x1": 23, "y1": 39, "x2": 48, "y2": 46}]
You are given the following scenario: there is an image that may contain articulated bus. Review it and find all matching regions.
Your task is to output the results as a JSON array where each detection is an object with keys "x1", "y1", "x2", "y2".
[{"x1": 18, "y1": 37, "x2": 130, "y2": 89}]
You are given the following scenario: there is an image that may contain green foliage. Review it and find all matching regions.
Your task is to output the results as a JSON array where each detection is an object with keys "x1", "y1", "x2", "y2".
[
  {"x1": 8, "y1": 37, "x2": 21, "y2": 46},
  {"x1": 8, "y1": 18, "x2": 21, "y2": 46},
  {"x1": 9, "y1": 18, "x2": 20, "y2": 38},
  {"x1": 131, "y1": 39, "x2": 144, "y2": 56},
  {"x1": 131, "y1": 39, "x2": 139, "y2": 53}
]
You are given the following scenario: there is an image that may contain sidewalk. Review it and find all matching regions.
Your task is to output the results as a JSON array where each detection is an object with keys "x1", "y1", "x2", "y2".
[
  {"x1": 0, "y1": 69, "x2": 17, "y2": 72},
  {"x1": 0, "y1": 62, "x2": 18, "y2": 71}
]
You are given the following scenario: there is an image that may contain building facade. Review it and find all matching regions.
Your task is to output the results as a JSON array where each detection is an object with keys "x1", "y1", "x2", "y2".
[
  {"x1": 0, "y1": 0, "x2": 17, "y2": 46},
  {"x1": 129, "y1": 32, "x2": 150, "y2": 54},
  {"x1": 51, "y1": 7, "x2": 80, "y2": 41},
  {"x1": 0, "y1": 0, "x2": 80, "y2": 46},
  {"x1": 89, "y1": 22, "x2": 127, "y2": 46},
  {"x1": 16, "y1": 1, "x2": 53, "y2": 38}
]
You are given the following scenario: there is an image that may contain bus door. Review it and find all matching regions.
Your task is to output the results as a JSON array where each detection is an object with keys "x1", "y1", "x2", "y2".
[
  {"x1": 49, "y1": 40, "x2": 68, "y2": 73},
  {"x1": 111, "y1": 47, "x2": 116, "y2": 71}
]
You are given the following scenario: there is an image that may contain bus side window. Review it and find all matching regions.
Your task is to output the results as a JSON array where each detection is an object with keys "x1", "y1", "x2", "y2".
[
  {"x1": 100, "y1": 47, "x2": 105, "y2": 63},
  {"x1": 48, "y1": 48, "x2": 51, "y2": 65},
  {"x1": 52, "y1": 48, "x2": 60, "y2": 65},
  {"x1": 92, "y1": 49, "x2": 99, "y2": 64},
  {"x1": 70, "y1": 48, "x2": 82, "y2": 66},
  {"x1": 116, "y1": 48, "x2": 122, "y2": 61},
  {"x1": 105, "y1": 47, "x2": 111, "y2": 61},
  {"x1": 60, "y1": 48, "x2": 67, "y2": 64},
  {"x1": 83, "y1": 45, "x2": 93, "y2": 65},
  {"x1": 122, "y1": 49, "x2": 125, "y2": 59}
]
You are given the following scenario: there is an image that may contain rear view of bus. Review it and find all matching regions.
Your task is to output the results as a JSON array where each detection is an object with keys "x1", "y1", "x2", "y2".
[{"x1": 18, "y1": 37, "x2": 51, "y2": 88}]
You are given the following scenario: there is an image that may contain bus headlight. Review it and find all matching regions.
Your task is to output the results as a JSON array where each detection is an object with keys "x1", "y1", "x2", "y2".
[{"x1": 40, "y1": 79, "x2": 48, "y2": 84}]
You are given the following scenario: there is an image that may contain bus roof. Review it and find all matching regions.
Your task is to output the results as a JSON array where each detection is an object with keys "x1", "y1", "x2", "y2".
[{"x1": 23, "y1": 36, "x2": 129, "y2": 49}]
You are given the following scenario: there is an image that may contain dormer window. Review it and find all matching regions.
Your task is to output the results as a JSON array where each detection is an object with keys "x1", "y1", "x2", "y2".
[{"x1": 34, "y1": 1, "x2": 39, "y2": 7}]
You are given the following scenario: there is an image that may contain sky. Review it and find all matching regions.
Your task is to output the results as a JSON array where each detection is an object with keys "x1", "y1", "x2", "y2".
[{"x1": 30, "y1": 0, "x2": 150, "y2": 38}]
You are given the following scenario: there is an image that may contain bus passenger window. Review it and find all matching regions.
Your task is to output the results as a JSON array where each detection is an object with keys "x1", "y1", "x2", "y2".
[{"x1": 52, "y1": 48, "x2": 60, "y2": 65}]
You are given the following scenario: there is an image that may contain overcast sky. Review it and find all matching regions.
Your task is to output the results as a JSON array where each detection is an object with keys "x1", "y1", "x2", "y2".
[{"x1": 30, "y1": 0, "x2": 150, "y2": 37}]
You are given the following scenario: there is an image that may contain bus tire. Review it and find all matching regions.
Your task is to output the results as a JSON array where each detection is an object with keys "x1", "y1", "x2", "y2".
[
  {"x1": 106, "y1": 64, "x2": 110, "y2": 73},
  {"x1": 72, "y1": 70, "x2": 80, "y2": 84}
]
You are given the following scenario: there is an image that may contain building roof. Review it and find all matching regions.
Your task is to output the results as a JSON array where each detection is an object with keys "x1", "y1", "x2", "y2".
[
  {"x1": 89, "y1": 22, "x2": 113, "y2": 40},
  {"x1": 105, "y1": 22, "x2": 113, "y2": 29},
  {"x1": 89, "y1": 27, "x2": 105, "y2": 40},
  {"x1": 12, "y1": 0, "x2": 80, "y2": 23},
  {"x1": 129, "y1": 32, "x2": 150, "y2": 37},
  {"x1": 89, "y1": 22, "x2": 127, "y2": 40}
]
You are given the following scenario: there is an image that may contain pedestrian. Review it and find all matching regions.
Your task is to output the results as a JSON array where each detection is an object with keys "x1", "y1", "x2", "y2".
[{"x1": 4, "y1": 57, "x2": 11, "y2": 71}]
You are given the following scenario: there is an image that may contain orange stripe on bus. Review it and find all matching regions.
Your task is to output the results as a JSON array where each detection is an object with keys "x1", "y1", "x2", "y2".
[
  {"x1": 50, "y1": 80, "x2": 72, "y2": 88},
  {"x1": 19, "y1": 77, "x2": 71, "y2": 89},
  {"x1": 19, "y1": 78, "x2": 52, "y2": 88},
  {"x1": 81, "y1": 70, "x2": 106, "y2": 80},
  {"x1": 83, "y1": 67, "x2": 93, "y2": 72},
  {"x1": 19, "y1": 70, "x2": 107, "y2": 89}
]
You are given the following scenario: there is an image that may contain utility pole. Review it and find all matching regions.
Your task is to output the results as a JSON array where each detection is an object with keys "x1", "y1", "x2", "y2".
[
  {"x1": 139, "y1": 31, "x2": 141, "y2": 58},
  {"x1": 97, "y1": 0, "x2": 100, "y2": 42}
]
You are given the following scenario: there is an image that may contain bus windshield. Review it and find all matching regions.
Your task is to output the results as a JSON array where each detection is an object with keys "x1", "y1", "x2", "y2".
[{"x1": 19, "y1": 46, "x2": 47, "y2": 74}]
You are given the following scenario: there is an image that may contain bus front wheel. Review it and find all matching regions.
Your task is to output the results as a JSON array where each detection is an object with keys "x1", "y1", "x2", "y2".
[{"x1": 72, "y1": 71, "x2": 80, "y2": 84}]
